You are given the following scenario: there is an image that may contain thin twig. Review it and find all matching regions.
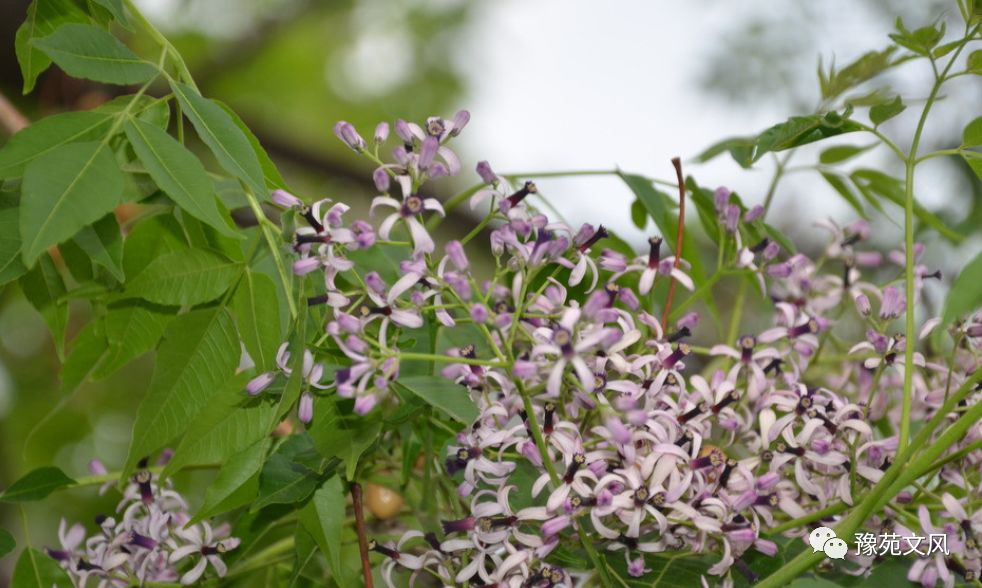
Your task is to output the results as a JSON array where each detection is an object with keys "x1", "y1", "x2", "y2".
[
  {"x1": 351, "y1": 482, "x2": 375, "y2": 588},
  {"x1": 661, "y1": 157, "x2": 686, "y2": 330},
  {"x1": 0, "y1": 90, "x2": 29, "y2": 135}
]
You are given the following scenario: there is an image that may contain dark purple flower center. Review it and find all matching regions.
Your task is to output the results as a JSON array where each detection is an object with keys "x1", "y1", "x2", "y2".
[
  {"x1": 401, "y1": 196, "x2": 424, "y2": 217},
  {"x1": 647, "y1": 237, "x2": 663, "y2": 269}
]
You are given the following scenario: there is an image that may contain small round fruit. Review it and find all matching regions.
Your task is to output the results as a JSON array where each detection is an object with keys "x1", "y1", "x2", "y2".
[{"x1": 365, "y1": 483, "x2": 403, "y2": 520}]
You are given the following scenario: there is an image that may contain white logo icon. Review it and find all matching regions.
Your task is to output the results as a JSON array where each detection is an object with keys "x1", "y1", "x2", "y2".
[{"x1": 809, "y1": 527, "x2": 847, "y2": 559}]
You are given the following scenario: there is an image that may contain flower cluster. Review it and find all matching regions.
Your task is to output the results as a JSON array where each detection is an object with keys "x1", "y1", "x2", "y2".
[
  {"x1": 251, "y1": 112, "x2": 981, "y2": 588},
  {"x1": 45, "y1": 458, "x2": 239, "y2": 586}
]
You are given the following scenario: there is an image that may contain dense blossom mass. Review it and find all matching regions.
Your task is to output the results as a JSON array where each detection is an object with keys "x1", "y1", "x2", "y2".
[
  {"x1": 243, "y1": 112, "x2": 982, "y2": 587},
  {"x1": 48, "y1": 457, "x2": 239, "y2": 586}
]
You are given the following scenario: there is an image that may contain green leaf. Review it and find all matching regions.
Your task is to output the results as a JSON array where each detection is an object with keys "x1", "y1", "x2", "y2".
[
  {"x1": 89, "y1": 0, "x2": 129, "y2": 27},
  {"x1": 629, "y1": 199, "x2": 647, "y2": 230},
  {"x1": 14, "y1": 0, "x2": 90, "y2": 94},
  {"x1": 124, "y1": 248, "x2": 240, "y2": 306},
  {"x1": 253, "y1": 436, "x2": 330, "y2": 510},
  {"x1": 964, "y1": 156, "x2": 982, "y2": 183},
  {"x1": 754, "y1": 111, "x2": 862, "y2": 161},
  {"x1": 0, "y1": 196, "x2": 27, "y2": 286},
  {"x1": 20, "y1": 141, "x2": 123, "y2": 265},
  {"x1": 233, "y1": 270, "x2": 283, "y2": 372},
  {"x1": 0, "y1": 467, "x2": 75, "y2": 502},
  {"x1": 288, "y1": 525, "x2": 319, "y2": 587},
  {"x1": 164, "y1": 373, "x2": 278, "y2": 475},
  {"x1": 943, "y1": 248, "x2": 982, "y2": 325},
  {"x1": 0, "y1": 528, "x2": 14, "y2": 558},
  {"x1": 0, "y1": 111, "x2": 114, "y2": 179},
  {"x1": 820, "y1": 47, "x2": 899, "y2": 100},
  {"x1": 820, "y1": 172, "x2": 868, "y2": 220},
  {"x1": 18, "y1": 253, "x2": 68, "y2": 358},
  {"x1": 124, "y1": 306, "x2": 240, "y2": 475},
  {"x1": 890, "y1": 18, "x2": 945, "y2": 56},
  {"x1": 11, "y1": 547, "x2": 73, "y2": 587},
  {"x1": 73, "y1": 213, "x2": 123, "y2": 280},
  {"x1": 962, "y1": 116, "x2": 982, "y2": 146},
  {"x1": 850, "y1": 168, "x2": 963, "y2": 242},
  {"x1": 170, "y1": 81, "x2": 266, "y2": 195},
  {"x1": 192, "y1": 438, "x2": 269, "y2": 522},
  {"x1": 33, "y1": 23, "x2": 158, "y2": 85},
  {"x1": 216, "y1": 100, "x2": 288, "y2": 191},
  {"x1": 695, "y1": 136, "x2": 755, "y2": 168},
  {"x1": 301, "y1": 476, "x2": 346, "y2": 581},
  {"x1": 59, "y1": 320, "x2": 109, "y2": 395},
  {"x1": 93, "y1": 301, "x2": 172, "y2": 378},
  {"x1": 818, "y1": 143, "x2": 876, "y2": 165},
  {"x1": 869, "y1": 96, "x2": 906, "y2": 126},
  {"x1": 394, "y1": 376, "x2": 477, "y2": 423},
  {"x1": 124, "y1": 118, "x2": 240, "y2": 237},
  {"x1": 968, "y1": 50, "x2": 982, "y2": 74},
  {"x1": 122, "y1": 213, "x2": 189, "y2": 281}
]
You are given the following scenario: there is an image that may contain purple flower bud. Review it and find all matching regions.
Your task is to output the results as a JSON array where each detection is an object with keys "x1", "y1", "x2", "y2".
[
  {"x1": 714, "y1": 186, "x2": 731, "y2": 212},
  {"x1": 293, "y1": 257, "x2": 321, "y2": 276},
  {"x1": 247, "y1": 372, "x2": 275, "y2": 396},
  {"x1": 333, "y1": 121, "x2": 365, "y2": 151},
  {"x1": 605, "y1": 417, "x2": 632, "y2": 445},
  {"x1": 541, "y1": 515, "x2": 571, "y2": 537},
  {"x1": 513, "y1": 359, "x2": 538, "y2": 379},
  {"x1": 395, "y1": 119, "x2": 414, "y2": 142},
  {"x1": 618, "y1": 287, "x2": 640, "y2": 310},
  {"x1": 470, "y1": 304, "x2": 489, "y2": 324},
  {"x1": 879, "y1": 286, "x2": 905, "y2": 319},
  {"x1": 354, "y1": 394, "x2": 378, "y2": 415},
  {"x1": 763, "y1": 240, "x2": 780, "y2": 260},
  {"x1": 352, "y1": 220, "x2": 376, "y2": 249},
  {"x1": 449, "y1": 110, "x2": 470, "y2": 136},
  {"x1": 767, "y1": 262, "x2": 793, "y2": 278},
  {"x1": 854, "y1": 251, "x2": 882, "y2": 266},
  {"x1": 418, "y1": 136, "x2": 439, "y2": 169},
  {"x1": 520, "y1": 440, "x2": 543, "y2": 467},
  {"x1": 88, "y1": 459, "x2": 108, "y2": 476},
  {"x1": 756, "y1": 472, "x2": 780, "y2": 490},
  {"x1": 476, "y1": 161, "x2": 496, "y2": 184},
  {"x1": 724, "y1": 204, "x2": 741, "y2": 232},
  {"x1": 298, "y1": 393, "x2": 314, "y2": 424},
  {"x1": 365, "y1": 272, "x2": 386, "y2": 294},
  {"x1": 676, "y1": 311, "x2": 700, "y2": 331},
  {"x1": 156, "y1": 449, "x2": 173, "y2": 466},
  {"x1": 854, "y1": 293, "x2": 871, "y2": 316},
  {"x1": 445, "y1": 240, "x2": 469, "y2": 270},
  {"x1": 966, "y1": 324, "x2": 982, "y2": 338},
  {"x1": 628, "y1": 557, "x2": 646, "y2": 578},
  {"x1": 744, "y1": 205, "x2": 764, "y2": 222},
  {"x1": 867, "y1": 329, "x2": 890, "y2": 354},
  {"x1": 374, "y1": 122, "x2": 389, "y2": 143},
  {"x1": 271, "y1": 189, "x2": 302, "y2": 208},
  {"x1": 373, "y1": 168, "x2": 390, "y2": 192}
]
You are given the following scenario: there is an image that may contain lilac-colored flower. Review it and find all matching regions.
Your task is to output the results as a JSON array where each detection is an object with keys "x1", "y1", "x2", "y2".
[{"x1": 333, "y1": 121, "x2": 365, "y2": 151}]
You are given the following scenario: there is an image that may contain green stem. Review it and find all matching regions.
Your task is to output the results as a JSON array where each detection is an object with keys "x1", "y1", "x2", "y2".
[
  {"x1": 243, "y1": 186, "x2": 297, "y2": 319},
  {"x1": 916, "y1": 147, "x2": 965, "y2": 163},
  {"x1": 898, "y1": 29, "x2": 973, "y2": 452}
]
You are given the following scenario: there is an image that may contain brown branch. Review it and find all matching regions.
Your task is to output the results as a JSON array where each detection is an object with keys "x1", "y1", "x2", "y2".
[
  {"x1": 661, "y1": 157, "x2": 686, "y2": 330},
  {"x1": 0, "y1": 89, "x2": 29, "y2": 135},
  {"x1": 351, "y1": 482, "x2": 375, "y2": 588}
]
